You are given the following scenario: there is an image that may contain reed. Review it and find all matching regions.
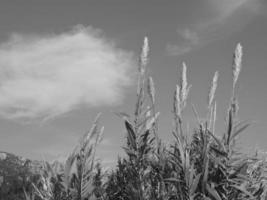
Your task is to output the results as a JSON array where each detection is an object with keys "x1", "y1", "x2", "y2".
[{"x1": 25, "y1": 38, "x2": 267, "y2": 200}]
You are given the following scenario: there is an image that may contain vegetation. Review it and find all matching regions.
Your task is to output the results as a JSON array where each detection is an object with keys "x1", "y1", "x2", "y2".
[{"x1": 1, "y1": 37, "x2": 267, "y2": 200}]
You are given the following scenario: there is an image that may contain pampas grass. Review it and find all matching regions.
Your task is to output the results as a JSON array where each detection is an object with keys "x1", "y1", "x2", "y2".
[
  {"x1": 147, "y1": 76, "x2": 155, "y2": 105},
  {"x1": 23, "y1": 38, "x2": 267, "y2": 200},
  {"x1": 232, "y1": 43, "x2": 242, "y2": 91},
  {"x1": 180, "y1": 62, "x2": 191, "y2": 109},
  {"x1": 208, "y1": 71, "x2": 219, "y2": 108}
]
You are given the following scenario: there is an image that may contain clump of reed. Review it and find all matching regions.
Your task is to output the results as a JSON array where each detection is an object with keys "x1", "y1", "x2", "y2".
[{"x1": 26, "y1": 38, "x2": 267, "y2": 200}]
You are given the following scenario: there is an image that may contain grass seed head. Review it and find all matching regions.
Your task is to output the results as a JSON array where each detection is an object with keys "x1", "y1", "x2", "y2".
[
  {"x1": 148, "y1": 76, "x2": 155, "y2": 104},
  {"x1": 174, "y1": 84, "x2": 181, "y2": 118},
  {"x1": 233, "y1": 43, "x2": 242, "y2": 88},
  {"x1": 208, "y1": 71, "x2": 219, "y2": 107},
  {"x1": 139, "y1": 36, "x2": 149, "y2": 74},
  {"x1": 179, "y1": 62, "x2": 191, "y2": 109},
  {"x1": 181, "y1": 62, "x2": 188, "y2": 103}
]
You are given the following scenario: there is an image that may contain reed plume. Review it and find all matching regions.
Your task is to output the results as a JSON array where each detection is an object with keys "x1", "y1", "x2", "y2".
[
  {"x1": 147, "y1": 76, "x2": 155, "y2": 104},
  {"x1": 208, "y1": 71, "x2": 219, "y2": 108},
  {"x1": 139, "y1": 36, "x2": 149, "y2": 74},
  {"x1": 181, "y1": 62, "x2": 189, "y2": 104},
  {"x1": 232, "y1": 43, "x2": 242, "y2": 91},
  {"x1": 174, "y1": 84, "x2": 181, "y2": 119}
]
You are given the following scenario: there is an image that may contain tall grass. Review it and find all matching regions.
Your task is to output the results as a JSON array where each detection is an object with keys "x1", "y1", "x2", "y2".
[{"x1": 25, "y1": 38, "x2": 267, "y2": 200}]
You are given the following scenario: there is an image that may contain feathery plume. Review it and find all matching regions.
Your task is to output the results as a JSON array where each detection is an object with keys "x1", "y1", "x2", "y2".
[
  {"x1": 136, "y1": 37, "x2": 149, "y2": 109},
  {"x1": 139, "y1": 36, "x2": 149, "y2": 74},
  {"x1": 181, "y1": 62, "x2": 188, "y2": 103},
  {"x1": 174, "y1": 85, "x2": 181, "y2": 118},
  {"x1": 233, "y1": 43, "x2": 242, "y2": 89},
  {"x1": 208, "y1": 71, "x2": 219, "y2": 107},
  {"x1": 147, "y1": 76, "x2": 155, "y2": 104},
  {"x1": 179, "y1": 62, "x2": 191, "y2": 109}
]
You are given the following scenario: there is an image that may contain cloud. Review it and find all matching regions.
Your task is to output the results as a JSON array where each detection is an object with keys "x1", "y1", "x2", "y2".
[
  {"x1": 209, "y1": 0, "x2": 260, "y2": 18},
  {"x1": 0, "y1": 26, "x2": 135, "y2": 120},
  {"x1": 166, "y1": 44, "x2": 192, "y2": 56},
  {"x1": 178, "y1": 29, "x2": 200, "y2": 45},
  {"x1": 166, "y1": 29, "x2": 199, "y2": 56},
  {"x1": 167, "y1": 0, "x2": 262, "y2": 56},
  {"x1": 205, "y1": 0, "x2": 261, "y2": 26}
]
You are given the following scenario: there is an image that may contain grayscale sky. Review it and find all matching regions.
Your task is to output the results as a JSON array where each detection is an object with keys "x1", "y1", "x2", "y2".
[{"x1": 0, "y1": 0, "x2": 266, "y2": 166}]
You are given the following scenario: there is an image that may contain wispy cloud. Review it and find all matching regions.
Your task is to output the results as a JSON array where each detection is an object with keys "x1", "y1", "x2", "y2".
[
  {"x1": 0, "y1": 26, "x2": 135, "y2": 120},
  {"x1": 205, "y1": 0, "x2": 261, "y2": 26},
  {"x1": 167, "y1": 0, "x2": 262, "y2": 56},
  {"x1": 166, "y1": 28, "x2": 200, "y2": 56},
  {"x1": 166, "y1": 44, "x2": 192, "y2": 56},
  {"x1": 179, "y1": 29, "x2": 200, "y2": 45}
]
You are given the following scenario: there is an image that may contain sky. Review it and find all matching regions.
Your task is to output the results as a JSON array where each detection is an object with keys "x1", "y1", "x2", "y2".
[{"x1": 0, "y1": 0, "x2": 266, "y2": 166}]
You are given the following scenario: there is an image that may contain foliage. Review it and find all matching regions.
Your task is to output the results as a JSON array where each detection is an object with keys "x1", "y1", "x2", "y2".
[
  {"x1": 0, "y1": 152, "x2": 42, "y2": 200},
  {"x1": 2, "y1": 37, "x2": 266, "y2": 200},
  {"x1": 102, "y1": 38, "x2": 267, "y2": 200}
]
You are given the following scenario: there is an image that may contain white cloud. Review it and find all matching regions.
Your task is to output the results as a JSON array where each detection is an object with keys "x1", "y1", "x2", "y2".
[
  {"x1": 167, "y1": 0, "x2": 262, "y2": 56},
  {"x1": 0, "y1": 26, "x2": 135, "y2": 120}
]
